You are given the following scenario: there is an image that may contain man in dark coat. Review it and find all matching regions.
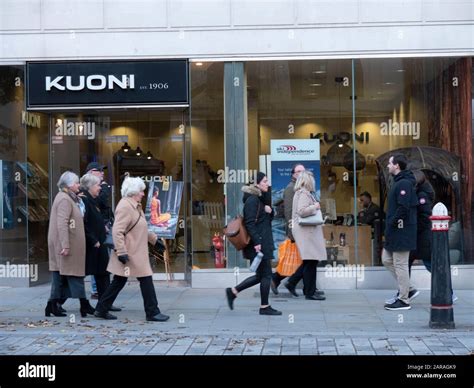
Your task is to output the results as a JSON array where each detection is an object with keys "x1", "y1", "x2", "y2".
[
  {"x1": 82, "y1": 188, "x2": 111, "y2": 297},
  {"x1": 358, "y1": 191, "x2": 381, "y2": 226},
  {"x1": 409, "y1": 170, "x2": 435, "y2": 273},
  {"x1": 85, "y1": 162, "x2": 113, "y2": 299},
  {"x1": 86, "y1": 162, "x2": 113, "y2": 224},
  {"x1": 382, "y1": 154, "x2": 418, "y2": 311}
]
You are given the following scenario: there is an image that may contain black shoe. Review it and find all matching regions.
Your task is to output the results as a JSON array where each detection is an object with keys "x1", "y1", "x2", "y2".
[
  {"x1": 384, "y1": 299, "x2": 411, "y2": 311},
  {"x1": 408, "y1": 289, "x2": 420, "y2": 302},
  {"x1": 305, "y1": 294, "x2": 326, "y2": 301},
  {"x1": 146, "y1": 313, "x2": 170, "y2": 322},
  {"x1": 259, "y1": 306, "x2": 282, "y2": 316},
  {"x1": 94, "y1": 311, "x2": 117, "y2": 320},
  {"x1": 284, "y1": 283, "x2": 299, "y2": 297},
  {"x1": 58, "y1": 298, "x2": 67, "y2": 313},
  {"x1": 109, "y1": 305, "x2": 122, "y2": 312},
  {"x1": 79, "y1": 298, "x2": 95, "y2": 317},
  {"x1": 270, "y1": 280, "x2": 279, "y2": 295},
  {"x1": 315, "y1": 289, "x2": 325, "y2": 296},
  {"x1": 45, "y1": 300, "x2": 66, "y2": 317},
  {"x1": 225, "y1": 288, "x2": 236, "y2": 310}
]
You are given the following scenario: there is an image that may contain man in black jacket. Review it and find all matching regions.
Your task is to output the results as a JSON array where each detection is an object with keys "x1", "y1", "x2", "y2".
[
  {"x1": 382, "y1": 154, "x2": 418, "y2": 311},
  {"x1": 358, "y1": 191, "x2": 381, "y2": 226},
  {"x1": 86, "y1": 162, "x2": 113, "y2": 224},
  {"x1": 85, "y1": 162, "x2": 113, "y2": 300}
]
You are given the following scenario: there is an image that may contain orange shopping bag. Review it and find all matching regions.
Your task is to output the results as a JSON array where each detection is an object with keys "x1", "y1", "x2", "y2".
[{"x1": 276, "y1": 239, "x2": 303, "y2": 277}]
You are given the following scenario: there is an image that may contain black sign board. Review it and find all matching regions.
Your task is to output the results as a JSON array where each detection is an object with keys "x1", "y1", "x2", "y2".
[{"x1": 27, "y1": 60, "x2": 188, "y2": 109}]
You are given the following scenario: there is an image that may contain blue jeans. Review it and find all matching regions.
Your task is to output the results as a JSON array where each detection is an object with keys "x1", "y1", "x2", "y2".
[{"x1": 90, "y1": 275, "x2": 97, "y2": 293}]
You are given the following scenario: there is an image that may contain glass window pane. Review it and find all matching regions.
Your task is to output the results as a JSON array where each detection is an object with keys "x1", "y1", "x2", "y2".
[
  {"x1": 354, "y1": 57, "x2": 473, "y2": 266},
  {"x1": 190, "y1": 62, "x2": 225, "y2": 269}
]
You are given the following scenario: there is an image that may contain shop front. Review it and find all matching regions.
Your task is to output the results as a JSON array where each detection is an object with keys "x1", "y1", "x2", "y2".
[{"x1": 0, "y1": 56, "x2": 472, "y2": 288}]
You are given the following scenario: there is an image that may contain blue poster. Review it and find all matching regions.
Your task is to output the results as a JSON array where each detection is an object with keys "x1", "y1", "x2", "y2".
[{"x1": 270, "y1": 140, "x2": 321, "y2": 254}]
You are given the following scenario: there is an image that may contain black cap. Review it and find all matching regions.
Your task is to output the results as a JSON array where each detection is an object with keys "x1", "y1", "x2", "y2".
[{"x1": 86, "y1": 162, "x2": 107, "y2": 173}]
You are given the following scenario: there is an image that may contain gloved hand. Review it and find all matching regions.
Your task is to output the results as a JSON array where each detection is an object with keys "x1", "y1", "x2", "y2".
[
  {"x1": 118, "y1": 254, "x2": 129, "y2": 265},
  {"x1": 155, "y1": 239, "x2": 166, "y2": 254}
]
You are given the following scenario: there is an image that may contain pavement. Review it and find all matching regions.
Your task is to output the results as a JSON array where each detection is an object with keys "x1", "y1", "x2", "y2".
[{"x1": 0, "y1": 284, "x2": 472, "y2": 355}]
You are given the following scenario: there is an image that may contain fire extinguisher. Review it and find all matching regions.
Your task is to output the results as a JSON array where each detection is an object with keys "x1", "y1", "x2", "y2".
[{"x1": 212, "y1": 233, "x2": 225, "y2": 268}]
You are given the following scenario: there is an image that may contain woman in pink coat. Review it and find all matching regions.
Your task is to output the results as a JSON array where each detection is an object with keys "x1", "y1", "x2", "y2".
[
  {"x1": 94, "y1": 177, "x2": 169, "y2": 322},
  {"x1": 286, "y1": 171, "x2": 327, "y2": 300}
]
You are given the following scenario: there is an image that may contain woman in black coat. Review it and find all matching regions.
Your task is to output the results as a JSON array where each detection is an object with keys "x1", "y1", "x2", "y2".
[
  {"x1": 225, "y1": 172, "x2": 282, "y2": 316},
  {"x1": 80, "y1": 174, "x2": 118, "y2": 307}
]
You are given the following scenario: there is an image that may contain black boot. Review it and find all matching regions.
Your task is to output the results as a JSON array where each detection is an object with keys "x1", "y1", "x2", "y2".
[
  {"x1": 80, "y1": 298, "x2": 95, "y2": 317},
  {"x1": 57, "y1": 298, "x2": 67, "y2": 313},
  {"x1": 45, "y1": 300, "x2": 66, "y2": 317}
]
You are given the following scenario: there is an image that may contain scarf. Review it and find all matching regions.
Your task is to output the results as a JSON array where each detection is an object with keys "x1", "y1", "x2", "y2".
[{"x1": 63, "y1": 189, "x2": 85, "y2": 217}]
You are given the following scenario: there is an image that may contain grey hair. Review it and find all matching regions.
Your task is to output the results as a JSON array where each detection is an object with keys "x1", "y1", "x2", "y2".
[
  {"x1": 57, "y1": 171, "x2": 79, "y2": 191},
  {"x1": 80, "y1": 173, "x2": 101, "y2": 191},
  {"x1": 294, "y1": 170, "x2": 315, "y2": 192},
  {"x1": 121, "y1": 177, "x2": 146, "y2": 197}
]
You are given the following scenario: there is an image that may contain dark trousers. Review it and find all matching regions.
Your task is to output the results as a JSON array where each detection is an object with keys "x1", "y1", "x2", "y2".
[
  {"x1": 272, "y1": 265, "x2": 304, "y2": 287},
  {"x1": 408, "y1": 257, "x2": 432, "y2": 276},
  {"x1": 287, "y1": 260, "x2": 319, "y2": 296},
  {"x1": 302, "y1": 261, "x2": 318, "y2": 297},
  {"x1": 94, "y1": 273, "x2": 111, "y2": 300},
  {"x1": 235, "y1": 258, "x2": 272, "y2": 305},
  {"x1": 96, "y1": 275, "x2": 160, "y2": 318}
]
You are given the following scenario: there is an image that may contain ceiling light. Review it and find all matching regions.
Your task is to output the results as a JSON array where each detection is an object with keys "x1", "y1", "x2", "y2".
[
  {"x1": 135, "y1": 147, "x2": 143, "y2": 156},
  {"x1": 396, "y1": 69, "x2": 405, "y2": 72},
  {"x1": 121, "y1": 142, "x2": 131, "y2": 153},
  {"x1": 377, "y1": 91, "x2": 383, "y2": 95},
  {"x1": 312, "y1": 70, "x2": 326, "y2": 74},
  {"x1": 196, "y1": 62, "x2": 203, "y2": 66},
  {"x1": 384, "y1": 82, "x2": 395, "y2": 85},
  {"x1": 146, "y1": 151, "x2": 153, "y2": 160},
  {"x1": 310, "y1": 83, "x2": 322, "y2": 87}
]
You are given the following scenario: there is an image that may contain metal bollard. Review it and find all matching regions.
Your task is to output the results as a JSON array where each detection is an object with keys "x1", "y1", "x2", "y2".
[{"x1": 429, "y1": 203, "x2": 455, "y2": 329}]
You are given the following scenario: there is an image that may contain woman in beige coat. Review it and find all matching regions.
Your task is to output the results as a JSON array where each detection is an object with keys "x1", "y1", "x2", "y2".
[
  {"x1": 46, "y1": 171, "x2": 95, "y2": 318},
  {"x1": 94, "y1": 177, "x2": 169, "y2": 322},
  {"x1": 285, "y1": 171, "x2": 327, "y2": 301}
]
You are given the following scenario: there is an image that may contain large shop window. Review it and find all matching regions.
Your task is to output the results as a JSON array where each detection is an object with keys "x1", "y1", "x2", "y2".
[
  {"x1": 0, "y1": 65, "x2": 28, "y2": 282},
  {"x1": 190, "y1": 62, "x2": 225, "y2": 269},
  {"x1": 245, "y1": 58, "x2": 473, "y2": 269}
]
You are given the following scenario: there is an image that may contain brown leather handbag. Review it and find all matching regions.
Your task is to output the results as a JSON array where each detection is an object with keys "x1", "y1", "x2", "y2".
[
  {"x1": 223, "y1": 215, "x2": 250, "y2": 251},
  {"x1": 223, "y1": 202, "x2": 260, "y2": 251}
]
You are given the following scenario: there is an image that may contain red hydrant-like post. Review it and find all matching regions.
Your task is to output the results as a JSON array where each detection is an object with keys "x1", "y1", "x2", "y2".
[
  {"x1": 212, "y1": 233, "x2": 226, "y2": 268},
  {"x1": 429, "y1": 202, "x2": 455, "y2": 329}
]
